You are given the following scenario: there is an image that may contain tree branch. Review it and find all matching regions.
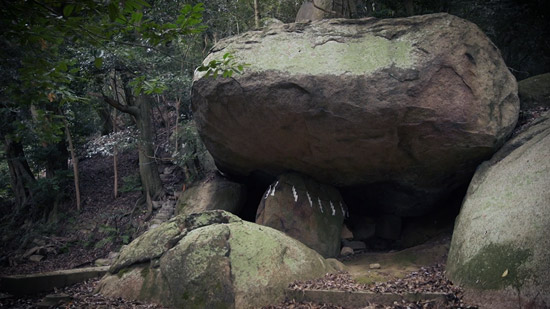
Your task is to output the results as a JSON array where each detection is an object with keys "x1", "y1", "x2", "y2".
[{"x1": 89, "y1": 92, "x2": 139, "y2": 116}]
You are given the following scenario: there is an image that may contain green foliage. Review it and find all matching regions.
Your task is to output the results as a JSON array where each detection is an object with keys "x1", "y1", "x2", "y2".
[
  {"x1": 95, "y1": 223, "x2": 132, "y2": 249},
  {"x1": 130, "y1": 76, "x2": 168, "y2": 96},
  {"x1": 197, "y1": 53, "x2": 248, "y2": 78}
]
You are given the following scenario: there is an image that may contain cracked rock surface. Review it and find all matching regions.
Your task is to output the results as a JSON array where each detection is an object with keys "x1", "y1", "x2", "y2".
[
  {"x1": 192, "y1": 13, "x2": 519, "y2": 216},
  {"x1": 97, "y1": 210, "x2": 337, "y2": 308}
]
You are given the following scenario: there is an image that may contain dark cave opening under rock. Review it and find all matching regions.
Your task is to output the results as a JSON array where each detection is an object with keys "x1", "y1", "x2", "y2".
[{"x1": 236, "y1": 171, "x2": 468, "y2": 252}]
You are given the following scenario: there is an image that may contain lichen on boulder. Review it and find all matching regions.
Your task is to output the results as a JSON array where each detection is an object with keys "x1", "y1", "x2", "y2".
[
  {"x1": 447, "y1": 113, "x2": 550, "y2": 307},
  {"x1": 98, "y1": 210, "x2": 336, "y2": 308},
  {"x1": 192, "y1": 13, "x2": 519, "y2": 216}
]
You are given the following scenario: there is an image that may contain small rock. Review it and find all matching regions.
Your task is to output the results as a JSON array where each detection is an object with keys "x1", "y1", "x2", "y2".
[
  {"x1": 341, "y1": 224, "x2": 353, "y2": 240},
  {"x1": 152, "y1": 201, "x2": 163, "y2": 210},
  {"x1": 340, "y1": 246, "x2": 354, "y2": 256},
  {"x1": 107, "y1": 251, "x2": 119, "y2": 260},
  {"x1": 37, "y1": 293, "x2": 72, "y2": 308},
  {"x1": 32, "y1": 238, "x2": 46, "y2": 247},
  {"x1": 342, "y1": 240, "x2": 366, "y2": 251},
  {"x1": 369, "y1": 263, "x2": 381, "y2": 269},
  {"x1": 28, "y1": 255, "x2": 44, "y2": 262},
  {"x1": 94, "y1": 258, "x2": 110, "y2": 267},
  {"x1": 326, "y1": 258, "x2": 346, "y2": 271},
  {"x1": 163, "y1": 165, "x2": 177, "y2": 175},
  {"x1": 23, "y1": 247, "x2": 39, "y2": 258}
]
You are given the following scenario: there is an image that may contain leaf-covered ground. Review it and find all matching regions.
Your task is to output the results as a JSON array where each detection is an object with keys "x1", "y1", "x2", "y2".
[{"x1": 0, "y1": 264, "x2": 476, "y2": 308}]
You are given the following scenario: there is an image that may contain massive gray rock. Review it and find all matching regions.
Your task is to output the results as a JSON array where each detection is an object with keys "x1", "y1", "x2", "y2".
[
  {"x1": 192, "y1": 13, "x2": 519, "y2": 216},
  {"x1": 98, "y1": 210, "x2": 336, "y2": 308},
  {"x1": 256, "y1": 173, "x2": 346, "y2": 258},
  {"x1": 447, "y1": 113, "x2": 550, "y2": 308}
]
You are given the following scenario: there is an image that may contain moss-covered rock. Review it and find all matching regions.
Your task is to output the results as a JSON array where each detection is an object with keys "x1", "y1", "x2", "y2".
[
  {"x1": 98, "y1": 210, "x2": 336, "y2": 308},
  {"x1": 447, "y1": 113, "x2": 550, "y2": 307},
  {"x1": 256, "y1": 173, "x2": 346, "y2": 257}
]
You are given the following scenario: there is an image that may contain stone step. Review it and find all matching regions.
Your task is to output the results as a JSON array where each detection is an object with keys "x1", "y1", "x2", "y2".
[
  {"x1": 0, "y1": 266, "x2": 109, "y2": 295},
  {"x1": 286, "y1": 289, "x2": 447, "y2": 307}
]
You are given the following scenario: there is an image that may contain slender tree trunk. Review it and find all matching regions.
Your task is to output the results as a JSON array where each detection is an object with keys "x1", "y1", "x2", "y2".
[
  {"x1": 113, "y1": 109, "x2": 118, "y2": 199},
  {"x1": 404, "y1": 0, "x2": 414, "y2": 16},
  {"x1": 134, "y1": 95, "x2": 164, "y2": 204},
  {"x1": 366, "y1": 0, "x2": 374, "y2": 15},
  {"x1": 92, "y1": 87, "x2": 164, "y2": 214},
  {"x1": 174, "y1": 97, "x2": 180, "y2": 154},
  {"x1": 254, "y1": 0, "x2": 260, "y2": 29},
  {"x1": 113, "y1": 146, "x2": 118, "y2": 198},
  {"x1": 63, "y1": 117, "x2": 81, "y2": 211}
]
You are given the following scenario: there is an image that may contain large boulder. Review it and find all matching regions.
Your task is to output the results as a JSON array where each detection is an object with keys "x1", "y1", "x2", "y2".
[
  {"x1": 176, "y1": 173, "x2": 246, "y2": 216},
  {"x1": 192, "y1": 13, "x2": 519, "y2": 216},
  {"x1": 256, "y1": 173, "x2": 347, "y2": 258},
  {"x1": 97, "y1": 210, "x2": 336, "y2": 308},
  {"x1": 447, "y1": 113, "x2": 550, "y2": 308}
]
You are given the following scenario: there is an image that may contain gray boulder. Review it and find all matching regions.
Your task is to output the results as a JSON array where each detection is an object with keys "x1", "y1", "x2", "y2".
[
  {"x1": 447, "y1": 113, "x2": 550, "y2": 308},
  {"x1": 98, "y1": 210, "x2": 336, "y2": 308},
  {"x1": 176, "y1": 172, "x2": 246, "y2": 216},
  {"x1": 192, "y1": 13, "x2": 519, "y2": 216},
  {"x1": 256, "y1": 173, "x2": 347, "y2": 257}
]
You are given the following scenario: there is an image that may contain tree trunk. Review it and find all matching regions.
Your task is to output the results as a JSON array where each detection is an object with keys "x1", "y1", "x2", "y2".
[
  {"x1": 93, "y1": 86, "x2": 164, "y2": 213},
  {"x1": 63, "y1": 117, "x2": 81, "y2": 211},
  {"x1": 4, "y1": 135, "x2": 35, "y2": 209},
  {"x1": 97, "y1": 104, "x2": 114, "y2": 135},
  {"x1": 366, "y1": 0, "x2": 374, "y2": 16},
  {"x1": 404, "y1": 0, "x2": 414, "y2": 16},
  {"x1": 134, "y1": 95, "x2": 164, "y2": 203},
  {"x1": 113, "y1": 109, "x2": 118, "y2": 199},
  {"x1": 254, "y1": 0, "x2": 260, "y2": 29}
]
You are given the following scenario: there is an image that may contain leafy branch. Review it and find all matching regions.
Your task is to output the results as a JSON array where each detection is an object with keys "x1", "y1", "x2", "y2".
[{"x1": 197, "y1": 53, "x2": 249, "y2": 78}]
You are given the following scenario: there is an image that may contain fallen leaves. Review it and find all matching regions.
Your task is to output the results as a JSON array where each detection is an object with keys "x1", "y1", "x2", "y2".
[
  {"x1": 283, "y1": 264, "x2": 477, "y2": 309},
  {"x1": 0, "y1": 278, "x2": 166, "y2": 309}
]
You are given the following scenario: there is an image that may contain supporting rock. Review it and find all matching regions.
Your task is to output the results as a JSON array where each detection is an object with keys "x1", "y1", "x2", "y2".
[{"x1": 256, "y1": 173, "x2": 347, "y2": 258}]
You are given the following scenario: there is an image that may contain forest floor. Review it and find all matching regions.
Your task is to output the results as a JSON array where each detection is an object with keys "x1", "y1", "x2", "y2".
[{"x1": 0, "y1": 106, "x2": 547, "y2": 308}]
